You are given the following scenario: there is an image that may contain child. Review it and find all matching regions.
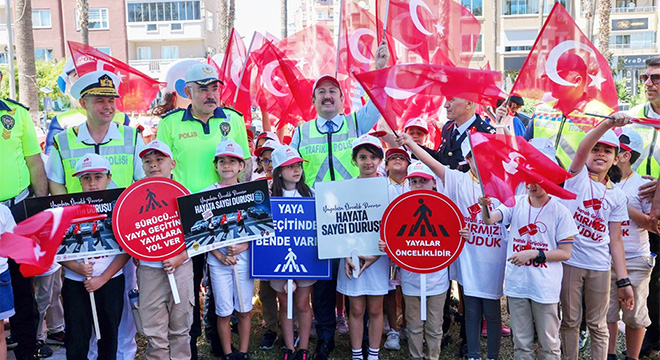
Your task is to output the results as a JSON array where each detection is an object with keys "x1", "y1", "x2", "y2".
[
  {"x1": 204, "y1": 140, "x2": 253, "y2": 360},
  {"x1": 559, "y1": 116, "x2": 634, "y2": 360},
  {"x1": 60, "y1": 153, "x2": 130, "y2": 359},
  {"x1": 337, "y1": 135, "x2": 390, "y2": 360},
  {"x1": 137, "y1": 140, "x2": 194, "y2": 360},
  {"x1": 478, "y1": 138, "x2": 576, "y2": 359},
  {"x1": 397, "y1": 133, "x2": 508, "y2": 360},
  {"x1": 255, "y1": 139, "x2": 281, "y2": 182},
  {"x1": 269, "y1": 145, "x2": 314, "y2": 360},
  {"x1": 0, "y1": 204, "x2": 15, "y2": 360},
  {"x1": 607, "y1": 128, "x2": 655, "y2": 360}
]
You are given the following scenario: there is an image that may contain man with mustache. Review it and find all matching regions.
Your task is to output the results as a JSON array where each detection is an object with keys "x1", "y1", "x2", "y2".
[{"x1": 155, "y1": 62, "x2": 251, "y2": 359}]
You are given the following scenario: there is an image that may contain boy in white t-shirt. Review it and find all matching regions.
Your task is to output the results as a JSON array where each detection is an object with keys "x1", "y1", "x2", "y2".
[
  {"x1": 479, "y1": 138, "x2": 577, "y2": 359},
  {"x1": 607, "y1": 128, "x2": 656, "y2": 360},
  {"x1": 60, "y1": 154, "x2": 130, "y2": 359},
  {"x1": 0, "y1": 204, "x2": 16, "y2": 360}
]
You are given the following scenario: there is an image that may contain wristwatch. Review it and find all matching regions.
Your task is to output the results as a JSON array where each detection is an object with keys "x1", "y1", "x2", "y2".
[
  {"x1": 616, "y1": 277, "x2": 632, "y2": 288},
  {"x1": 534, "y1": 249, "x2": 546, "y2": 264}
]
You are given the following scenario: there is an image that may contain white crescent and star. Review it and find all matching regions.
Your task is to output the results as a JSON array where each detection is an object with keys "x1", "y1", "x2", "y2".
[
  {"x1": 544, "y1": 40, "x2": 605, "y2": 90},
  {"x1": 502, "y1": 152, "x2": 526, "y2": 175},
  {"x1": 348, "y1": 28, "x2": 377, "y2": 64},
  {"x1": 409, "y1": 0, "x2": 445, "y2": 36},
  {"x1": 383, "y1": 68, "x2": 433, "y2": 100},
  {"x1": 262, "y1": 60, "x2": 288, "y2": 98}
]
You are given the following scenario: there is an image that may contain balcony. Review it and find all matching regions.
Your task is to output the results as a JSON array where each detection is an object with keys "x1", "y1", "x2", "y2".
[
  {"x1": 128, "y1": 57, "x2": 204, "y2": 81},
  {"x1": 126, "y1": 21, "x2": 204, "y2": 42},
  {"x1": 612, "y1": 5, "x2": 656, "y2": 12}
]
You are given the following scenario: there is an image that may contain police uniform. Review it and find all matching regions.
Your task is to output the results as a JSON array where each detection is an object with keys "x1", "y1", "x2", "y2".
[
  {"x1": 421, "y1": 114, "x2": 495, "y2": 172},
  {"x1": 45, "y1": 71, "x2": 144, "y2": 194}
]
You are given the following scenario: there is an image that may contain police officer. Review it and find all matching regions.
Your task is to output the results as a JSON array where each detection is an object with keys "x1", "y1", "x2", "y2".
[
  {"x1": 156, "y1": 62, "x2": 251, "y2": 359},
  {"x1": 289, "y1": 41, "x2": 389, "y2": 360},
  {"x1": 46, "y1": 70, "x2": 144, "y2": 195},
  {"x1": 0, "y1": 94, "x2": 49, "y2": 359}
]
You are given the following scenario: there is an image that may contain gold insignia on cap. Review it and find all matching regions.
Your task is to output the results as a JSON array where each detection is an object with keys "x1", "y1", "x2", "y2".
[
  {"x1": 202, "y1": 66, "x2": 214, "y2": 75},
  {"x1": 99, "y1": 74, "x2": 114, "y2": 88}
]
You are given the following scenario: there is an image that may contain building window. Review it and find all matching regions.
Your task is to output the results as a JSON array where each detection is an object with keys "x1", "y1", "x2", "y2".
[
  {"x1": 505, "y1": 45, "x2": 533, "y2": 51},
  {"x1": 0, "y1": 53, "x2": 7, "y2": 64},
  {"x1": 502, "y1": 0, "x2": 539, "y2": 15},
  {"x1": 32, "y1": 9, "x2": 52, "y2": 28},
  {"x1": 34, "y1": 48, "x2": 54, "y2": 61},
  {"x1": 127, "y1": 1, "x2": 201, "y2": 23},
  {"x1": 161, "y1": 45, "x2": 179, "y2": 59},
  {"x1": 206, "y1": 11, "x2": 214, "y2": 32},
  {"x1": 462, "y1": 34, "x2": 483, "y2": 53},
  {"x1": 317, "y1": 11, "x2": 323, "y2": 19},
  {"x1": 76, "y1": 8, "x2": 109, "y2": 30},
  {"x1": 96, "y1": 47, "x2": 111, "y2": 55},
  {"x1": 137, "y1": 47, "x2": 152, "y2": 60},
  {"x1": 171, "y1": 23, "x2": 182, "y2": 30},
  {"x1": 609, "y1": 31, "x2": 655, "y2": 49},
  {"x1": 461, "y1": 0, "x2": 483, "y2": 16},
  {"x1": 543, "y1": 0, "x2": 568, "y2": 13}
]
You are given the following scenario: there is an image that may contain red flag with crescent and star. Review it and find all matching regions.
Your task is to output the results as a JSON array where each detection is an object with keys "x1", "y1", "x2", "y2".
[
  {"x1": 68, "y1": 41, "x2": 163, "y2": 114},
  {"x1": 510, "y1": 3, "x2": 617, "y2": 118},
  {"x1": 212, "y1": 28, "x2": 251, "y2": 124},
  {"x1": 354, "y1": 64, "x2": 505, "y2": 132},
  {"x1": 0, "y1": 205, "x2": 105, "y2": 277},
  {"x1": 469, "y1": 131, "x2": 576, "y2": 207},
  {"x1": 375, "y1": 0, "x2": 481, "y2": 67}
]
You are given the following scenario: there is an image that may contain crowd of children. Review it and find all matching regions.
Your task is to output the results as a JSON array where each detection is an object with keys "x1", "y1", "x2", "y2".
[{"x1": 0, "y1": 111, "x2": 658, "y2": 360}]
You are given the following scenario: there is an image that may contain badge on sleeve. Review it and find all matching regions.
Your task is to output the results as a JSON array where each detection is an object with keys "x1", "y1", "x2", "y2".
[
  {"x1": 1, "y1": 115, "x2": 14, "y2": 139},
  {"x1": 220, "y1": 122, "x2": 231, "y2": 137}
]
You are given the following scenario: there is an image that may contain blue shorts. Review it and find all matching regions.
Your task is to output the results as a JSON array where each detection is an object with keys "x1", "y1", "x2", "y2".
[{"x1": 0, "y1": 268, "x2": 15, "y2": 320}]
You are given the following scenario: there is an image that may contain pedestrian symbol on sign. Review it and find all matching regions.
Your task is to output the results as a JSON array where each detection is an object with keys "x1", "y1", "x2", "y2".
[
  {"x1": 274, "y1": 248, "x2": 308, "y2": 273},
  {"x1": 396, "y1": 199, "x2": 449, "y2": 237}
]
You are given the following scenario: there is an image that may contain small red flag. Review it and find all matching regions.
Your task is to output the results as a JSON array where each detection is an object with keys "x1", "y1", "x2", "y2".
[
  {"x1": 509, "y1": 3, "x2": 617, "y2": 118},
  {"x1": 0, "y1": 205, "x2": 104, "y2": 277},
  {"x1": 469, "y1": 131, "x2": 576, "y2": 207},
  {"x1": 68, "y1": 41, "x2": 163, "y2": 114},
  {"x1": 211, "y1": 28, "x2": 252, "y2": 124}
]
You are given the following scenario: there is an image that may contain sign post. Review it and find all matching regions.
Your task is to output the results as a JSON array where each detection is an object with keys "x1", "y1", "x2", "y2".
[
  {"x1": 113, "y1": 178, "x2": 190, "y2": 304},
  {"x1": 381, "y1": 190, "x2": 465, "y2": 320}
]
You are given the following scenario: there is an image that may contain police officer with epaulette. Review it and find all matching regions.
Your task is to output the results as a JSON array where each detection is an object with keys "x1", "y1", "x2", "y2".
[
  {"x1": 421, "y1": 97, "x2": 495, "y2": 172},
  {"x1": 46, "y1": 70, "x2": 145, "y2": 195},
  {"x1": 155, "y1": 62, "x2": 251, "y2": 359}
]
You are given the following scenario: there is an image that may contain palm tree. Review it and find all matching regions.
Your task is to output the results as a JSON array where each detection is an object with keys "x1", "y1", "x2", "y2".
[
  {"x1": 228, "y1": 0, "x2": 235, "y2": 32},
  {"x1": 77, "y1": 0, "x2": 89, "y2": 45},
  {"x1": 14, "y1": 0, "x2": 39, "y2": 124},
  {"x1": 220, "y1": 0, "x2": 228, "y2": 51},
  {"x1": 281, "y1": 0, "x2": 287, "y2": 38},
  {"x1": 596, "y1": 0, "x2": 612, "y2": 59}
]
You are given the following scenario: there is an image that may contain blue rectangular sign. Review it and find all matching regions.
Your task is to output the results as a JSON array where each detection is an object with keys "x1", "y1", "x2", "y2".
[{"x1": 250, "y1": 197, "x2": 331, "y2": 280}]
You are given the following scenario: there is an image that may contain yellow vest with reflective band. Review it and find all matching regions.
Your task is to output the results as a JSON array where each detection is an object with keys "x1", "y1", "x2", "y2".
[
  {"x1": 297, "y1": 114, "x2": 360, "y2": 187},
  {"x1": 629, "y1": 104, "x2": 660, "y2": 177},
  {"x1": 532, "y1": 101, "x2": 613, "y2": 170},
  {"x1": 54, "y1": 125, "x2": 137, "y2": 194}
]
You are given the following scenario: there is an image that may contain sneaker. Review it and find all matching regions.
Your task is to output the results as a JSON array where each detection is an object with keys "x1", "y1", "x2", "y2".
[
  {"x1": 45, "y1": 331, "x2": 65, "y2": 346},
  {"x1": 36, "y1": 341, "x2": 53, "y2": 358},
  {"x1": 336, "y1": 315, "x2": 348, "y2": 335},
  {"x1": 314, "y1": 341, "x2": 332, "y2": 360},
  {"x1": 501, "y1": 322, "x2": 511, "y2": 337},
  {"x1": 230, "y1": 352, "x2": 251, "y2": 360},
  {"x1": 295, "y1": 349, "x2": 311, "y2": 360},
  {"x1": 579, "y1": 330, "x2": 589, "y2": 350},
  {"x1": 260, "y1": 330, "x2": 278, "y2": 350},
  {"x1": 282, "y1": 349, "x2": 295, "y2": 360},
  {"x1": 6, "y1": 335, "x2": 17, "y2": 350},
  {"x1": 384, "y1": 329, "x2": 401, "y2": 350},
  {"x1": 606, "y1": 355, "x2": 617, "y2": 360}
]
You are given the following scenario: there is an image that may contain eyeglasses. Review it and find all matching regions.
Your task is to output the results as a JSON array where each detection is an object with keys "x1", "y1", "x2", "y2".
[
  {"x1": 640, "y1": 74, "x2": 660, "y2": 84},
  {"x1": 261, "y1": 159, "x2": 272, "y2": 165},
  {"x1": 409, "y1": 178, "x2": 430, "y2": 185}
]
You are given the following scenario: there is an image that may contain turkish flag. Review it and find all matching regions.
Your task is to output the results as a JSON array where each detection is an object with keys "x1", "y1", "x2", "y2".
[
  {"x1": 68, "y1": 41, "x2": 163, "y2": 114},
  {"x1": 510, "y1": 3, "x2": 617, "y2": 118},
  {"x1": 0, "y1": 205, "x2": 104, "y2": 277},
  {"x1": 469, "y1": 131, "x2": 576, "y2": 207},
  {"x1": 376, "y1": 0, "x2": 481, "y2": 67},
  {"x1": 354, "y1": 64, "x2": 505, "y2": 132}
]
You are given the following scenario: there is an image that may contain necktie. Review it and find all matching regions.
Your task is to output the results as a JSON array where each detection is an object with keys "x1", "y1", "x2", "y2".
[
  {"x1": 451, "y1": 128, "x2": 459, "y2": 147},
  {"x1": 326, "y1": 121, "x2": 336, "y2": 133}
]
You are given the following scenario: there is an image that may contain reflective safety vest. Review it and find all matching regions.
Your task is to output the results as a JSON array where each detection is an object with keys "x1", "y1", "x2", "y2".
[
  {"x1": 296, "y1": 114, "x2": 360, "y2": 187},
  {"x1": 54, "y1": 125, "x2": 137, "y2": 194},
  {"x1": 629, "y1": 104, "x2": 660, "y2": 178}
]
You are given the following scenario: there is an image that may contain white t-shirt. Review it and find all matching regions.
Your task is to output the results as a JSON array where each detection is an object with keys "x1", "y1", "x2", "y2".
[
  {"x1": 387, "y1": 177, "x2": 409, "y2": 201},
  {"x1": 560, "y1": 166, "x2": 629, "y2": 271},
  {"x1": 498, "y1": 195, "x2": 577, "y2": 304},
  {"x1": 443, "y1": 169, "x2": 508, "y2": 300},
  {"x1": 0, "y1": 205, "x2": 16, "y2": 274},
  {"x1": 64, "y1": 254, "x2": 121, "y2": 282},
  {"x1": 614, "y1": 172, "x2": 652, "y2": 258}
]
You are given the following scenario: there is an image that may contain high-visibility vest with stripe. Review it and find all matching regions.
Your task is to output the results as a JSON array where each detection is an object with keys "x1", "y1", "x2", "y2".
[
  {"x1": 54, "y1": 125, "x2": 137, "y2": 193},
  {"x1": 629, "y1": 103, "x2": 660, "y2": 178},
  {"x1": 296, "y1": 114, "x2": 359, "y2": 187}
]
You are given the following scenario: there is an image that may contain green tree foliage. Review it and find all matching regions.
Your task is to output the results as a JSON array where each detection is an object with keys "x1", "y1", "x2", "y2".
[{"x1": 0, "y1": 59, "x2": 65, "y2": 110}]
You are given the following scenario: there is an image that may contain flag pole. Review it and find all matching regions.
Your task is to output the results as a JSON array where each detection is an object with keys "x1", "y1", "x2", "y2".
[
  {"x1": 84, "y1": 258, "x2": 102, "y2": 340},
  {"x1": 233, "y1": 32, "x2": 258, "y2": 107},
  {"x1": 467, "y1": 128, "x2": 487, "y2": 197},
  {"x1": 335, "y1": 0, "x2": 344, "y2": 78},
  {"x1": 287, "y1": 279, "x2": 294, "y2": 319},
  {"x1": 382, "y1": 0, "x2": 391, "y2": 41},
  {"x1": 554, "y1": 115, "x2": 567, "y2": 150}
]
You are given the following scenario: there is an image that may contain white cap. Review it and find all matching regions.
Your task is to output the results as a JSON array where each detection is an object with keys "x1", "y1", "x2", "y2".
[
  {"x1": 214, "y1": 140, "x2": 245, "y2": 160},
  {"x1": 596, "y1": 129, "x2": 620, "y2": 148},
  {"x1": 272, "y1": 145, "x2": 307, "y2": 169},
  {"x1": 256, "y1": 131, "x2": 278, "y2": 144},
  {"x1": 70, "y1": 70, "x2": 120, "y2": 100},
  {"x1": 403, "y1": 118, "x2": 429, "y2": 133},
  {"x1": 163, "y1": 59, "x2": 201, "y2": 96},
  {"x1": 255, "y1": 139, "x2": 282, "y2": 157},
  {"x1": 312, "y1": 74, "x2": 341, "y2": 93},
  {"x1": 619, "y1": 128, "x2": 643, "y2": 154},
  {"x1": 139, "y1": 140, "x2": 173, "y2": 159},
  {"x1": 185, "y1": 63, "x2": 222, "y2": 86},
  {"x1": 385, "y1": 147, "x2": 411, "y2": 162},
  {"x1": 57, "y1": 58, "x2": 76, "y2": 93},
  {"x1": 406, "y1": 161, "x2": 435, "y2": 180},
  {"x1": 529, "y1": 138, "x2": 558, "y2": 164},
  {"x1": 352, "y1": 134, "x2": 383, "y2": 151},
  {"x1": 72, "y1": 153, "x2": 111, "y2": 177}
]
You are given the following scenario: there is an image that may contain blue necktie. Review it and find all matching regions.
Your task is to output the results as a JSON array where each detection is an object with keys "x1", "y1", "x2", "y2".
[{"x1": 326, "y1": 121, "x2": 336, "y2": 133}]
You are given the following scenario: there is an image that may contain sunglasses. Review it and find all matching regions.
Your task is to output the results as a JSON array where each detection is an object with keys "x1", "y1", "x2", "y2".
[
  {"x1": 640, "y1": 74, "x2": 660, "y2": 84},
  {"x1": 261, "y1": 159, "x2": 272, "y2": 165}
]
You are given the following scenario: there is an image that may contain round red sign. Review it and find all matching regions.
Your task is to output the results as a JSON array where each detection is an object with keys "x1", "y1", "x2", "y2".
[
  {"x1": 113, "y1": 177, "x2": 190, "y2": 261},
  {"x1": 381, "y1": 190, "x2": 465, "y2": 274}
]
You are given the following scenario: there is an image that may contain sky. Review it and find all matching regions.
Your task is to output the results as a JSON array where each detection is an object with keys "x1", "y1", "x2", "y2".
[{"x1": 233, "y1": 0, "x2": 283, "y2": 43}]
